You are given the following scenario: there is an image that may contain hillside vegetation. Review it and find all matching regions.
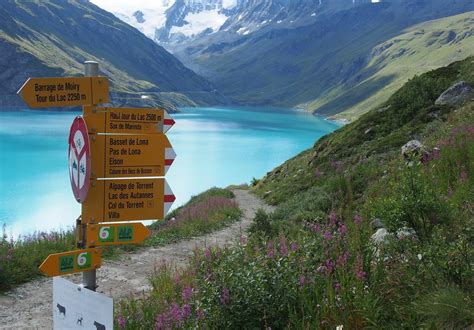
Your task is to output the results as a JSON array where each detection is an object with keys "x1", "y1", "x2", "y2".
[
  {"x1": 328, "y1": 12, "x2": 474, "y2": 121},
  {"x1": 118, "y1": 58, "x2": 474, "y2": 328},
  {"x1": 256, "y1": 56, "x2": 474, "y2": 205},
  {"x1": 0, "y1": 0, "x2": 228, "y2": 111}
]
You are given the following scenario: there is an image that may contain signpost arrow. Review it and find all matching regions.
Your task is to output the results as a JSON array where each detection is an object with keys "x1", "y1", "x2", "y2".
[
  {"x1": 90, "y1": 134, "x2": 176, "y2": 178},
  {"x1": 85, "y1": 223, "x2": 150, "y2": 247},
  {"x1": 82, "y1": 178, "x2": 175, "y2": 223},
  {"x1": 83, "y1": 106, "x2": 175, "y2": 134},
  {"x1": 39, "y1": 248, "x2": 102, "y2": 277},
  {"x1": 17, "y1": 77, "x2": 109, "y2": 108}
]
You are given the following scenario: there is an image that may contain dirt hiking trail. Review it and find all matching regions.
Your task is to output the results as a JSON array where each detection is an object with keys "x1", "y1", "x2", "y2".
[{"x1": 0, "y1": 190, "x2": 274, "y2": 329}]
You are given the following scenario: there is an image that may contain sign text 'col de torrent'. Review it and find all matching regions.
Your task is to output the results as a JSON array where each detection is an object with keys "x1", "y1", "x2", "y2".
[{"x1": 17, "y1": 61, "x2": 176, "y2": 329}]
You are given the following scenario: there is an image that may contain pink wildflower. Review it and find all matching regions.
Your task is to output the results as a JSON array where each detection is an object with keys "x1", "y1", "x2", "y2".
[
  {"x1": 196, "y1": 308, "x2": 205, "y2": 320},
  {"x1": 310, "y1": 223, "x2": 321, "y2": 233},
  {"x1": 299, "y1": 275, "x2": 306, "y2": 287},
  {"x1": 155, "y1": 313, "x2": 167, "y2": 330},
  {"x1": 325, "y1": 259, "x2": 334, "y2": 274},
  {"x1": 353, "y1": 215, "x2": 362, "y2": 225},
  {"x1": 117, "y1": 315, "x2": 126, "y2": 329},
  {"x1": 338, "y1": 223, "x2": 348, "y2": 236},
  {"x1": 204, "y1": 248, "x2": 211, "y2": 261},
  {"x1": 353, "y1": 254, "x2": 366, "y2": 280},
  {"x1": 174, "y1": 274, "x2": 180, "y2": 286},
  {"x1": 182, "y1": 304, "x2": 191, "y2": 318},
  {"x1": 290, "y1": 242, "x2": 298, "y2": 252},
  {"x1": 220, "y1": 288, "x2": 230, "y2": 306},
  {"x1": 279, "y1": 236, "x2": 288, "y2": 256},
  {"x1": 337, "y1": 251, "x2": 349, "y2": 268},
  {"x1": 267, "y1": 240, "x2": 275, "y2": 258},
  {"x1": 323, "y1": 231, "x2": 332, "y2": 241},
  {"x1": 329, "y1": 212, "x2": 337, "y2": 227},
  {"x1": 182, "y1": 285, "x2": 192, "y2": 302},
  {"x1": 170, "y1": 302, "x2": 182, "y2": 323}
]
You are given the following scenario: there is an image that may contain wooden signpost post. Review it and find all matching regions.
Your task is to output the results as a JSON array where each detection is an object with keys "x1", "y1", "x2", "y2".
[{"x1": 18, "y1": 61, "x2": 176, "y2": 293}]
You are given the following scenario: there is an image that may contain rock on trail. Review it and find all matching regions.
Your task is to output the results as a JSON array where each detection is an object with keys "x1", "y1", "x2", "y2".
[{"x1": 0, "y1": 190, "x2": 273, "y2": 329}]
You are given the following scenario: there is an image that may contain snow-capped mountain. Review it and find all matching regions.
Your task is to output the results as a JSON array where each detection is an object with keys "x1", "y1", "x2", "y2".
[
  {"x1": 91, "y1": 0, "x2": 238, "y2": 45},
  {"x1": 90, "y1": 0, "x2": 377, "y2": 49}
]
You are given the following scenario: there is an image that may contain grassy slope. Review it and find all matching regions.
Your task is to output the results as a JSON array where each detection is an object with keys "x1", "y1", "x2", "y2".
[
  {"x1": 255, "y1": 56, "x2": 474, "y2": 206},
  {"x1": 0, "y1": 0, "x2": 227, "y2": 110},
  {"x1": 325, "y1": 12, "x2": 474, "y2": 121}
]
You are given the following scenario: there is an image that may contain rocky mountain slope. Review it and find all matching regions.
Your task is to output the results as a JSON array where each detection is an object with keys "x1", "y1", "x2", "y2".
[
  {"x1": 100, "y1": 0, "x2": 371, "y2": 49},
  {"x1": 182, "y1": 2, "x2": 473, "y2": 120},
  {"x1": 0, "y1": 0, "x2": 229, "y2": 111}
]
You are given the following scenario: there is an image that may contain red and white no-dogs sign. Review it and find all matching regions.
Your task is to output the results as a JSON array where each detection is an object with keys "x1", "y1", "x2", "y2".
[{"x1": 68, "y1": 116, "x2": 91, "y2": 203}]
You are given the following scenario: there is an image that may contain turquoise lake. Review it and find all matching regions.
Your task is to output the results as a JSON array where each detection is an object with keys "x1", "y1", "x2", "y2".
[{"x1": 0, "y1": 107, "x2": 339, "y2": 236}]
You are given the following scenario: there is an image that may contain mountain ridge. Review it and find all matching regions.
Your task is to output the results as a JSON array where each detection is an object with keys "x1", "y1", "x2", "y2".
[
  {"x1": 179, "y1": 2, "x2": 473, "y2": 120},
  {"x1": 0, "y1": 0, "x2": 229, "y2": 111}
]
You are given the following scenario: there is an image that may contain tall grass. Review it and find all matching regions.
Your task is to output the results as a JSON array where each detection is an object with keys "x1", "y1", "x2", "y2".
[
  {"x1": 0, "y1": 226, "x2": 75, "y2": 291},
  {"x1": 0, "y1": 188, "x2": 241, "y2": 292}
]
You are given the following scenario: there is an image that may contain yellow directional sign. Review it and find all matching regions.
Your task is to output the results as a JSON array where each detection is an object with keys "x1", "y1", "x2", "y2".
[
  {"x1": 85, "y1": 223, "x2": 150, "y2": 247},
  {"x1": 90, "y1": 134, "x2": 175, "y2": 178},
  {"x1": 82, "y1": 178, "x2": 175, "y2": 223},
  {"x1": 17, "y1": 77, "x2": 109, "y2": 108},
  {"x1": 39, "y1": 248, "x2": 102, "y2": 277},
  {"x1": 83, "y1": 106, "x2": 175, "y2": 134}
]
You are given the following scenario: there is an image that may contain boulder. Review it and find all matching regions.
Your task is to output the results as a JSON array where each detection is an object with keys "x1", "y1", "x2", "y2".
[
  {"x1": 402, "y1": 140, "x2": 425, "y2": 162},
  {"x1": 370, "y1": 218, "x2": 384, "y2": 230},
  {"x1": 435, "y1": 81, "x2": 474, "y2": 107},
  {"x1": 371, "y1": 228, "x2": 390, "y2": 245},
  {"x1": 396, "y1": 227, "x2": 416, "y2": 240}
]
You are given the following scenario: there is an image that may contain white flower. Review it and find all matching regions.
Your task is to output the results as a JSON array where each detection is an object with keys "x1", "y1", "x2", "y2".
[
  {"x1": 336, "y1": 325, "x2": 344, "y2": 330},
  {"x1": 417, "y1": 254, "x2": 422, "y2": 260}
]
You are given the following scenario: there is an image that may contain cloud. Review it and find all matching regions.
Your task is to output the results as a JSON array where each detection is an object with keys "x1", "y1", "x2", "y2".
[{"x1": 90, "y1": 0, "x2": 164, "y2": 14}]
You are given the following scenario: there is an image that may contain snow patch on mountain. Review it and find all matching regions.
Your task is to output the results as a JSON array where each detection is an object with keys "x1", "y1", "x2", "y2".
[
  {"x1": 90, "y1": 0, "x2": 175, "y2": 39},
  {"x1": 171, "y1": 10, "x2": 228, "y2": 37},
  {"x1": 222, "y1": 0, "x2": 237, "y2": 9}
]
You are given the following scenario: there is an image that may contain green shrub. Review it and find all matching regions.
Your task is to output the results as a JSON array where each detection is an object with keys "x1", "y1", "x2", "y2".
[
  {"x1": 415, "y1": 287, "x2": 474, "y2": 329},
  {"x1": 248, "y1": 209, "x2": 276, "y2": 238},
  {"x1": 272, "y1": 186, "x2": 331, "y2": 223}
]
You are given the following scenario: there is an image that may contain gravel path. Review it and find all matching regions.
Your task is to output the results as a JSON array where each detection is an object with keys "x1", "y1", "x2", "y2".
[{"x1": 0, "y1": 190, "x2": 274, "y2": 329}]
